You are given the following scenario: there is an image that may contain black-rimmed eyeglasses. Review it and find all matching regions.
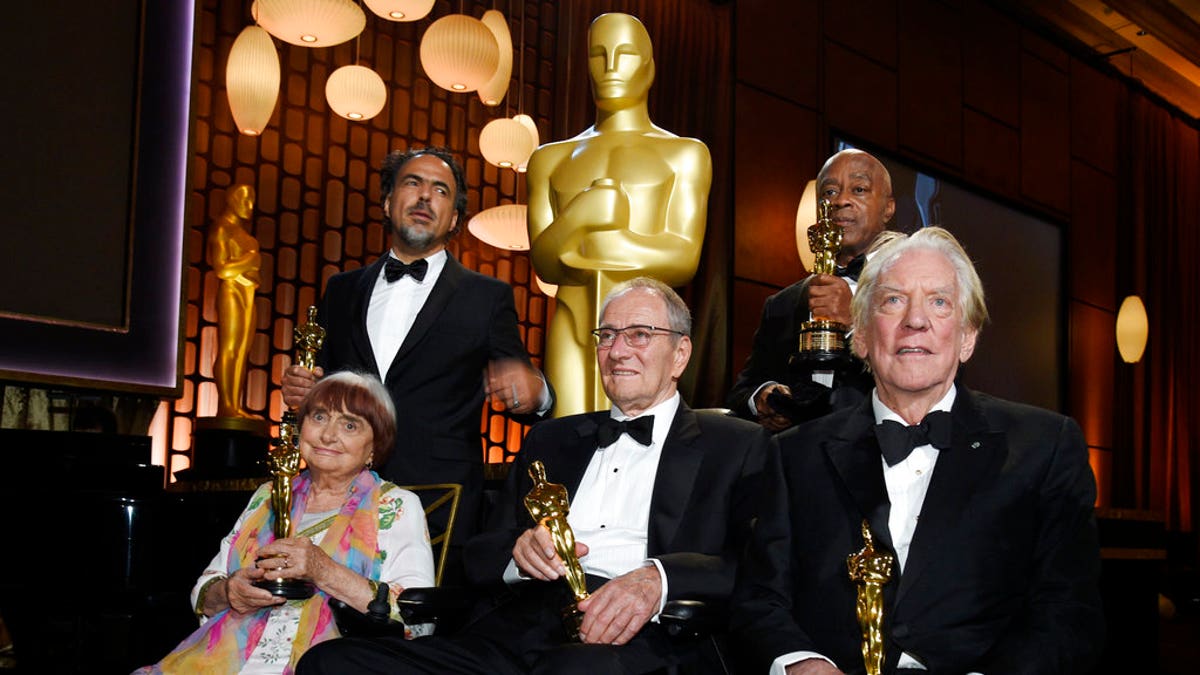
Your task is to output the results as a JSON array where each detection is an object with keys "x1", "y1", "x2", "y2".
[{"x1": 591, "y1": 325, "x2": 686, "y2": 348}]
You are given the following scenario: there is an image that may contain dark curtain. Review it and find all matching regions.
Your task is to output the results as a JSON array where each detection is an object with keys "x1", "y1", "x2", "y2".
[
  {"x1": 1129, "y1": 93, "x2": 1200, "y2": 532},
  {"x1": 552, "y1": 0, "x2": 734, "y2": 407}
]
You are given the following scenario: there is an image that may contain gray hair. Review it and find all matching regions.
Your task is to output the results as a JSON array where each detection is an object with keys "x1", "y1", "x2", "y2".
[
  {"x1": 599, "y1": 277, "x2": 692, "y2": 336},
  {"x1": 851, "y1": 227, "x2": 989, "y2": 338}
]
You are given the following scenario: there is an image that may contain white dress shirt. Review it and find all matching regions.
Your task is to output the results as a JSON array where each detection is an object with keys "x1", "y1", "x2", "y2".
[
  {"x1": 771, "y1": 386, "x2": 961, "y2": 675},
  {"x1": 504, "y1": 393, "x2": 680, "y2": 612},
  {"x1": 366, "y1": 249, "x2": 447, "y2": 378}
]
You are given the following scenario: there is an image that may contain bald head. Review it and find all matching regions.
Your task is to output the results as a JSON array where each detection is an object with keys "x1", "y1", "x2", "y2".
[{"x1": 817, "y1": 149, "x2": 895, "y2": 264}]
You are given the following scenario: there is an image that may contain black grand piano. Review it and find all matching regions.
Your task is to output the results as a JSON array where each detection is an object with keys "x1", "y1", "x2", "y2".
[{"x1": 0, "y1": 429, "x2": 258, "y2": 673}]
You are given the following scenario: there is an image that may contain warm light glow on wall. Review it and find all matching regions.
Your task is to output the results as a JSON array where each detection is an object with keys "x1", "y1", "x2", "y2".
[
  {"x1": 226, "y1": 25, "x2": 280, "y2": 136},
  {"x1": 325, "y1": 65, "x2": 387, "y2": 120},
  {"x1": 468, "y1": 204, "x2": 529, "y2": 250},
  {"x1": 253, "y1": 0, "x2": 365, "y2": 47},
  {"x1": 477, "y1": 10, "x2": 513, "y2": 106},
  {"x1": 794, "y1": 179, "x2": 818, "y2": 272},
  {"x1": 419, "y1": 14, "x2": 499, "y2": 92},
  {"x1": 1116, "y1": 295, "x2": 1149, "y2": 363},
  {"x1": 364, "y1": 0, "x2": 433, "y2": 22}
]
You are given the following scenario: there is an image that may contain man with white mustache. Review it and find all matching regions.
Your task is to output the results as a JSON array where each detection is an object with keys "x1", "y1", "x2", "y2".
[
  {"x1": 731, "y1": 227, "x2": 1103, "y2": 675},
  {"x1": 729, "y1": 149, "x2": 895, "y2": 432}
]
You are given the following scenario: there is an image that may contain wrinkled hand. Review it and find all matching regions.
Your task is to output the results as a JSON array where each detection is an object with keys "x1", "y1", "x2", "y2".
[
  {"x1": 256, "y1": 536, "x2": 332, "y2": 586},
  {"x1": 512, "y1": 526, "x2": 589, "y2": 581},
  {"x1": 755, "y1": 383, "x2": 794, "y2": 432},
  {"x1": 785, "y1": 658, "x2": 844, "y2": 675},
  {"x1": 486, "y1": 360, "x2": 544, "y2": 415},
  {"x1": 807, "y1": 274, "x2": 852, "y2": 326},
  {"x1": 281, "y1": 365, "x2": 323, "y2": 408},
  {"x1": 576, "y1": 565, "x2": 661, "y2": 645},
  {"x1": 225, "y1": 566, "x2": 283, "y2": 614}
]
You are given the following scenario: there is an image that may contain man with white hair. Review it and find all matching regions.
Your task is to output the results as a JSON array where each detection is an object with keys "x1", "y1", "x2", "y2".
[{"x1": 731, "y1": 227, "x2": 1103, "y2": 674}]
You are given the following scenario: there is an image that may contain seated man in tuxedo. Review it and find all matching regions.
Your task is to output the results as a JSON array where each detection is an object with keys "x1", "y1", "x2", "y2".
[
  {"x1": 299, "y1": 277, "x2": 772, "y2": 674},
  {"x1": 731, "y1": 227, "x2": 1103, "y2": 674},
  {"x1": 727, "y1": 149, "x2": 894, "y2": 432}
]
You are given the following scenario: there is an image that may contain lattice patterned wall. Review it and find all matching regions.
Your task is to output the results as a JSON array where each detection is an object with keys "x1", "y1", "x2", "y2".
[{"x1": 161, "y1": 0, "x2": 557, "y2": 479}]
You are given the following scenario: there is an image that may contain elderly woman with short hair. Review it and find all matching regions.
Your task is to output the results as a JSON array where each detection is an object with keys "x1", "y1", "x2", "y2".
[{"x1": 139, "y1": 371, "x2": 434, "y2": 674}]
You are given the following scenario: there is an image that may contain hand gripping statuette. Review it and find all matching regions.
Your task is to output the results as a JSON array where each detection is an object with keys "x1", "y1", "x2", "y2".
[
  {"x1": 524, "y1": 460, "x2": 589, "y2": 640},
  {"x1": 255, "y1": 305, "x2": 325, "y2": 599}
]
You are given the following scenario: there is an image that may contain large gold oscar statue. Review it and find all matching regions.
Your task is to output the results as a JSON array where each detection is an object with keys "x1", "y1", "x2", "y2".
[
  {"x1": 847, "y1": 520, "x2": 894, "y2": 675},
  {"x1": 207, "y1": 184, "x2": 262, "y2": 419},
  {"x1": 524, "y1": 460, "x2": 589, "y2": 639},
  {"x1": 527, "y1": 12, "x2": 712, "y2": 416}
]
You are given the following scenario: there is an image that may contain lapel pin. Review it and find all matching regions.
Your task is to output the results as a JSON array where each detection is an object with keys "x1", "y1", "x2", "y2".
[{"x1": 971, "y1": 441, "x2": 981, "y2": 449}]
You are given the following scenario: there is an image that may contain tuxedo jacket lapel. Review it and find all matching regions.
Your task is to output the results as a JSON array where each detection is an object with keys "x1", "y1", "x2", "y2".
[
  {"x1": 648, "y1": 404, "x2": 703, "y2": 554},
  {"x1": 826, "y1": 399, "x2": 895, "y2": 556},
  {"x1": 895, "y1": 388, "x2": 1006, "y2": 604},
  {"x1": 350, "y1": 257, "x2": 384, "y2": 376},
  {"x1": 387, "y1": 253, "x2": 464, "y2": 381}
]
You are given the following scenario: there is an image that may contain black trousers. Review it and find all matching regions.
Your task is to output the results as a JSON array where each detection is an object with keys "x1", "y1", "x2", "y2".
[{"x1": 298, "y1": 578, "x2": 695, "y2": 674}]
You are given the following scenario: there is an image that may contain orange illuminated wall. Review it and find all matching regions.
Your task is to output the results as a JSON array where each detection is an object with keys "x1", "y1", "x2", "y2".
[{"x1": 164, "y1": 0, "x2": 556, "y2": 477}]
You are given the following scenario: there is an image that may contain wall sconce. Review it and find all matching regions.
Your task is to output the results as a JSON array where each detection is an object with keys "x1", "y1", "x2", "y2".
[
  {"x1": 794, "y1": 179, "x2": 818, "y2": 273},
  {"x1": 1116, "y1": 295, "x2": 1149, "y2": 363},
  {"x1": 226, "y1": 25, "x2": 280, "y2": 136}
]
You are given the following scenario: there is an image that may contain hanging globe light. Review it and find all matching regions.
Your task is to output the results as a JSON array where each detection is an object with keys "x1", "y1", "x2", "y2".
[
  {"x1": 364, "y1": 0, "x2": 434, "y2": 22},
  {"x1": 513, "y1": 114, "x2": 540, "y2": 172},
  {"x1": 480, "y1": 117, "x2": 536, "y2": 169},
  {"x1": 253, "y1": 0, "x2": 365, "y2": 48},
  {"x1": 226, "y1": 25, "x2": 280, "y2": 136},
  {"x1": 794, "y1": 179, "x2": 818, "y2": 272},
  {"x1": 477, "y1": 10, "x2": 513, "y2": 106},
  {"x1": 535, "y1": 274, "x2": 558, "y2": 297},
  {"x1": 419, "y1": 14, "x2": 499, "y2": 93},
  {"x1": 468, "y1": 204, "x2": 529, "y2": 250},
  {"x1": 325, "y1": 65, "x2": 387, "y2": 121}
]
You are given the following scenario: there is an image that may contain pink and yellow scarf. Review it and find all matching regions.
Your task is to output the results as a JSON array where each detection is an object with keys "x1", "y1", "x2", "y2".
[{"x1": 144, "y1": 469, "x2": 382, "y2": 674}]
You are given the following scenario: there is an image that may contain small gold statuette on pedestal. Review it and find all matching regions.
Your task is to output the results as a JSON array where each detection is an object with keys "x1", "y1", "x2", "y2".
[
  {"x1": 797, "y1": 199, "x2": 851, "y2": 366},
  {"x1": 524, "y1": 460, "x2": 589, "y2": 640},
  {"x1": 847, "y1": 520, "x2": 894, "y2": 675},
  {"x1": 255, "y1": 305, "x2": 326, "y2": 600}
]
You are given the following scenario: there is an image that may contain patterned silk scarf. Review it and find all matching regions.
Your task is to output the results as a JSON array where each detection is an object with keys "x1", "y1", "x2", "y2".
[{"x1": 147, "y1": 469, "x2": 383, "y2": 674}]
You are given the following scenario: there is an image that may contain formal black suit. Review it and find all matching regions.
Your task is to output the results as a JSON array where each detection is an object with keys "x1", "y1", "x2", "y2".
[
  {"x1": 727, "y1": 279, "x2": 872, "y2": 423},
  {"x1": 299, "y1": 401, "x2": 771, "y2": 674},
  {"x1": 730, "y1": 388, "x2": 1103, "y2": 675},
  {"x1": 315, "y1": 252, "x2": 542, "y2": 542}
]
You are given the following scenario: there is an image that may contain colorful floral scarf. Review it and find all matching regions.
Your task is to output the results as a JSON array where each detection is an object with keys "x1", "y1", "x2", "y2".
[{"x1": 143, "y1": 469, "x2": 383, "y2": 674}]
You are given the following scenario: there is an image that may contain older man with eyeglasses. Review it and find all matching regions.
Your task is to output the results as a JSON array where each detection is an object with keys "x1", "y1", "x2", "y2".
[{"x1": 299, "y1": 276, "x2": 773, "y2": 674}]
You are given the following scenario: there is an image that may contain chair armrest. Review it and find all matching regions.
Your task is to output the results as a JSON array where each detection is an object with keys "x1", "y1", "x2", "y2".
[
  {"x1": 660, "y1": 599, "x2": 729, "y2": 639},
  {"x1": 396, "y1": 586, "x2": 471, "y2": 625}
]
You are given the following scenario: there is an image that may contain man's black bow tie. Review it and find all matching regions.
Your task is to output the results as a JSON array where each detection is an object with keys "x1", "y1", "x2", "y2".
[
  {"x1": 384, "y1": 257, "x2": 428, "y2": 283},
  {"x1": 835, "y1": 254, "x2": 866, "y2": 282},
  {"x1": 596, "y1": 415, "x2": 655, "y2": 448},
  {"x1": 874, "y1": 410, "x2": 952, "y2": 466}
]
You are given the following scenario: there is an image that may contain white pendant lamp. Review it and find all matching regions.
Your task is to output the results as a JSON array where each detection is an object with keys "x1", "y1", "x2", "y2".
[
  {"x1": 419, "y1": 14, "x2": 499, "y2": 93},
  {"x1": 794, "y1": 179, "x2": 818, "y2": 272},
  {"x1": 535, "y1": 275, "x2": 558, "y2": 297},
  {"x1": 513, "y1": 114, "x2": 539, "y2": 172},
  {"x1": 480, "y1": 117, "x2": 536, "y2": 169},
  {"x1": 477, "y1": 10, "x2": 513, "y2": 106},
  {"x1": 226, "y1": 25, "x2": 280, "y2": 136},
  {"x1": 253, "y1": 0, "x2": 365, "y2": 47},
  {"x1": 326, "y1": 65, "x2": 387, "y2": 121},
  {"x1": 468, "y1": 204, "x2": 529, "y2": 250},
  {"x1": 364, "y1": 0, "x2": 434, "y2": 22}
]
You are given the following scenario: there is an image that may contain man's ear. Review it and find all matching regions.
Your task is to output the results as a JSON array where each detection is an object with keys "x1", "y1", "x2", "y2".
[
  {"x1": 671, "y1": 336, "x2": 692, "y2": 379},
  {"x1": 959, "y1": 327, "x2": 978, "y2": 363},
  {"x1": 852, "y1": 329, "x2": 869, "y2": 361}
]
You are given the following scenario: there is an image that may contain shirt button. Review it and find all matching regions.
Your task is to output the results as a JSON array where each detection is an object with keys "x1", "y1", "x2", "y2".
[
  {"x1": 915, "y1": 469, "x2": 923, "y2": 475},
  {"x1": 613, "y1": 468, "x2": 619, "y2": 473}
]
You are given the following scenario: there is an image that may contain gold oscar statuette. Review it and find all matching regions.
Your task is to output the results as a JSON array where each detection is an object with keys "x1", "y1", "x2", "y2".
[
  {"x1": 524, "y1": 460, "x2": 589, "y2": 640},
  {"x1": 254, "y1": 305, "x2": 325, "y2": 599},
  {"x1": 797, "y1": 199, "x2": 851, "y2": 366},
  {"x1": 847, "y1": 520, "x2": 894, "y2": 675}
]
